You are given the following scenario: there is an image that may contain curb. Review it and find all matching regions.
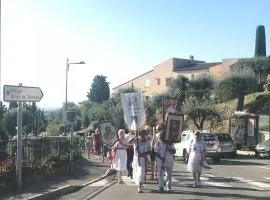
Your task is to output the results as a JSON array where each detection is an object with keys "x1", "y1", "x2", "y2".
[{"x1": 27, "y1": 168, "x2": 116, "y2": 200}]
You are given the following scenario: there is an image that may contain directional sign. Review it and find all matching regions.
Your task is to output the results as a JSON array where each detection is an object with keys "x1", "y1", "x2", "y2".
[{"x1": 3, "y1": 85, "x2": 43, "y2": 102}]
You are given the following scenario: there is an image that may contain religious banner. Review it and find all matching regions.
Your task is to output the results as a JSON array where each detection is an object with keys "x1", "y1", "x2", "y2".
[
  {"x1": 162, "y1": 98, "x2": 179, "y2": 122},
  {"x1": 121, "y1": 92, "x2": 146, "y2": 131},
  {"x1": 165, "y1": 113, "x2": 184, "y2": 142},
  {"x1": 99, "y1": 121, "x2": 118, "y2": 147}
]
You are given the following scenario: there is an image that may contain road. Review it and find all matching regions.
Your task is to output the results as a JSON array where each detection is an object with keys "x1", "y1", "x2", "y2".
[{"x1": 54, "y1": 158, "x2": 270, "y2": 200}]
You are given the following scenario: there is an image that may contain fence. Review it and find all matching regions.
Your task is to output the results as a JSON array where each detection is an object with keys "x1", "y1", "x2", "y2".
[{"x1": 0, "y1": 137, "x2": 80, "y2": 176}]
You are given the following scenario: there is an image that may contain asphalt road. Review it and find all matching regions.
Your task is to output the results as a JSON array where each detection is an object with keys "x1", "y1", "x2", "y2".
[{"x1": 54, "y1": 158, "x2": 270, "y2": 200}]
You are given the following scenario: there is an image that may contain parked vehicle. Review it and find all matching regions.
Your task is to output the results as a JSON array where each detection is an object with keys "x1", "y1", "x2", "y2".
[
  {"x1": 216, "y1": 133, "x2": 237, "y2": 158},
  {"x1": 175, "y1": 130, "x2": 221, "y2": 163},
  {"x1": 254, "y1": 139, "x2": 270, "y2": 158}
]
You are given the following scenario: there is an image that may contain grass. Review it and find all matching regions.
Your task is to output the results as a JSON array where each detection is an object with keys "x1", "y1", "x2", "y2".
[{"x1": 244, "y1": 91, "x2": 270, "y2": 105}]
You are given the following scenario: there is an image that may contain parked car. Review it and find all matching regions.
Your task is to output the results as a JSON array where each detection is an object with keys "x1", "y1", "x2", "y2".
[
  {"x1": 255, "y1": 139, "x2": 270, "y2": 158},
  {"x1": 216, "y1": 133, "x2": 237, "y2": 158},
  {"x1": 175, "y1": 130, "x2": 221, "y2": 163}
]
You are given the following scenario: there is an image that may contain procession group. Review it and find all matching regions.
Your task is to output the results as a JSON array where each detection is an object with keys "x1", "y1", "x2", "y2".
[{"x1": 109, "y1": 125, "x2": 206, "y2": 193}]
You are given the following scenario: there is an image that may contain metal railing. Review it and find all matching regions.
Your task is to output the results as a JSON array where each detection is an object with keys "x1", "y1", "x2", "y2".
[{"x1": 0, "y1": 137, "x2": 78, "y2": 175}]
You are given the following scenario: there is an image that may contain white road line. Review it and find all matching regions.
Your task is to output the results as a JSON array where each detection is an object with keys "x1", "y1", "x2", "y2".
[
  {"x1": 90, "y1": 179, "x2": 110, "y2": 187},
  {"x1": 205, "y1": 173, "x2": 215, "y2": 177},
  {"x1": 255, "y1": 166, "x2": 270, "y2": 170},
  {"x1": 203, "y1": 181, "x2": 232, "y2": 188},
  {"x1": 172, "y1": 177, "x2": 179, "y2": 183},
  {"x1": 232, "y1": 177, "x2": 270, "y2": 190}
]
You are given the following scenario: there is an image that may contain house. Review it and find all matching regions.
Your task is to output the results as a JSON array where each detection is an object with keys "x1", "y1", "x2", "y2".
[{"x1": 112, "y1": 57, "x2": 238, "y2": 99}]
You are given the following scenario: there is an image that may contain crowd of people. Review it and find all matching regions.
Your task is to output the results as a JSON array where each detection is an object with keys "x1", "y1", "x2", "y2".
[
  {"x1": 106, "y1": 125, "x2": 208, "y2": 193},
  {"x1": 79, "y1": 124, "x2": 208, "y2": 193}
]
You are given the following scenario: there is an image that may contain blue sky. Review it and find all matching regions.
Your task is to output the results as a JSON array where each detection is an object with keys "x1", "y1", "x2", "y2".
[{"x1": 1, "y1": 0, "x2": 270, "y2": 108}]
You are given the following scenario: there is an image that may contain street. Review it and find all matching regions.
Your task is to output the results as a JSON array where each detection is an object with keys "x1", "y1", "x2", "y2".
[{"x1": 54, "y1": 158, "x2": 270, "y2": 200}]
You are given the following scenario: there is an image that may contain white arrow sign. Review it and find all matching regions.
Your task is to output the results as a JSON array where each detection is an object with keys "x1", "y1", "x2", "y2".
[{"x1": 3, "y1": 85, "x2": 43, "y2": 102}]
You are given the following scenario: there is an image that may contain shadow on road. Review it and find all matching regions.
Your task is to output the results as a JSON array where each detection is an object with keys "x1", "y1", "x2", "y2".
[
  {"x1": 214, "y1": 159, "x2": 268, "y2": 166},
  {"x1": 148, "y1": 188, "x2": 270, "y2": 200}
]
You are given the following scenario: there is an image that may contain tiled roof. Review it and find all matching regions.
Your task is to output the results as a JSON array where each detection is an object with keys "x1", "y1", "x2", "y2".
[{"x1": 173, "y1": 62, "x2": 221, "y2": 71}]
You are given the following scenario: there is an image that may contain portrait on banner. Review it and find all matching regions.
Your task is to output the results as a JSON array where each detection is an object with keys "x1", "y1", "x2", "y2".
[
  {"x1": 99, "y1": 121, "x2": 118, "y2": 147},
  {"x1": 162, "y1": 98, "x2": 179, "y2": 121},
  {"x1": 165, "y1": 114, "x2": 184, "y2": 142}
]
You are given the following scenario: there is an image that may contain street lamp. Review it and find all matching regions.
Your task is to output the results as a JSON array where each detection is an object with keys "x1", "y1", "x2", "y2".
[
  {"x1": 65, "y1": 58, "x2": 85, "y2": 173},
  {"x1": 65, "y1": 58, "x2": 85, "y2": 111}
]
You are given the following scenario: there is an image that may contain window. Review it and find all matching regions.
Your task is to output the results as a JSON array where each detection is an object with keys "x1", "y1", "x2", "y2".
[
  {"x1": 145, "y1": 79, "x2": 150, "y2": 88},
  {"x1": 166, "y1": 78, "x2": 171, "y2": 86},
  {"x1": 157, "y1": 78, "x2": 161, "y2": 85}
]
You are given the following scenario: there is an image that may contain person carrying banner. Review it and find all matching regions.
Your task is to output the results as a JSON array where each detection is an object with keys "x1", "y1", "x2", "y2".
[
  {"x1": 129, "y1": 130, "x2": 151, "y2": 193},
  {"x1": 155, "y1": 131, "x2": 176, "y2": 192},
  {"x1": 125, "y1": 131, "x2": 134, "y2": 179},
  {"x1": 112, "y1": 129, "x2": 128, "y2": 183}
]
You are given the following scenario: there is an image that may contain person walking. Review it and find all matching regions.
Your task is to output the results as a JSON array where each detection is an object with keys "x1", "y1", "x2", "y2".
[
  {"x1": 187, "y1": 130, "x2": 205, "y2": 187},
  {"x1": 93, "y1": 129, "x2": 101, "y2": 159},
  {"x1": 85, "y1": 133, "x2": 92, "y2": 159},
  {"x1": 112, "y1": 129, "x2": 128, "y2": 183},
  {"x1": 144, "y1": 125, "x2": 157, "y2": 180},
  {"x1": 129, "y1": 130, "x2": 151, "y2": 193},
  {"x1": 155, "y1": 131, "x2": 176, "y2": 192},
  {"x1": 125, "y1": 131, "x2": 134, "y2": 179}
]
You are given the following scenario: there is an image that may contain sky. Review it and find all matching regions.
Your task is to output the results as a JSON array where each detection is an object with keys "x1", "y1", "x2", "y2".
[{"x1": 1, "y1": 0, "x2": 270, "y2": 109}]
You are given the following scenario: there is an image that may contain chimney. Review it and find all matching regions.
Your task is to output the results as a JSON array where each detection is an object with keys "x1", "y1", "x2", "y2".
[{"x1": 189, "y1": 55, "x2": 194, "y2": 60}]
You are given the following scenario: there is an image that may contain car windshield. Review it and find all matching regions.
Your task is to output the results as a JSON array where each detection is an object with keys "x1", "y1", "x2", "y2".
[
  {"x1": 217, "y1": 134, "x2": 232, "y2": 141},
  {"x1": 201, "y1": 133, "x2": 215, "y2": 141}
]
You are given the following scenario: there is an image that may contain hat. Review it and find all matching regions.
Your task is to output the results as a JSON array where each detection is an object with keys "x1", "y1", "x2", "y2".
[{"x1": 144, "y1": 125, "x2": 151, "y2": 131}]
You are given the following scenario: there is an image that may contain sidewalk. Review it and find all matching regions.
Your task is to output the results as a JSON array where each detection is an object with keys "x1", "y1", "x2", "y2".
[{"x1": 0, "y1": 154, "x2": 113, "y2": 200}]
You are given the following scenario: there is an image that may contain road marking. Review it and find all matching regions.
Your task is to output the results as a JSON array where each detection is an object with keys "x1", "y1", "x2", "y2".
[
  {"x1": 251, "y1": 186, "x2": 265, "y2": 191},
  {"x1": 203, "y1": 181, "x2": 232, "y2": 188},
  {"x1": 172, "y1": 177, "x2": 179, "y2": 183},
  {"x1": 90, "y1": 179, "x2": 110, "y2": 186},
  {"x1": 205, "y1": 173, "x2": 215, "y2": 177},
  {"x1": 232, "y1": 177, "x2": 270, "y2": 190},
  {"x1": 255, "y1": 166, "x2": 270, "y2": 170}
]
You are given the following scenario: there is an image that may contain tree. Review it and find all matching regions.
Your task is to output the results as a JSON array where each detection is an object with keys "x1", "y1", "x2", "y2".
[
  {"x1": 215, "y1": 68, "x2": 257, "y2": 111},
  {"x1": 231, "y1": 57, "x2": 270, "y2": 84},
  {"x1": 46, "y1": 120, "x2": 61, "y2": 136},
  {"x1": 167, "y1": 76, "x2": 189, "y2": 105},
  {"x1": 87, "y1": 75, "x2": 110, "y2": 103},
  {"x1": 9, "y1": 102, "x2": 18, "y2": 109},
  {"x1": 255, "y1": 25, "x2": 266, "y2": 57},
  {"x1": 188, "y1": 75, "x2": 215, "y2": 99},
  {"x1": 183, "y1": 97, "x2": 219, "y2": 130}
]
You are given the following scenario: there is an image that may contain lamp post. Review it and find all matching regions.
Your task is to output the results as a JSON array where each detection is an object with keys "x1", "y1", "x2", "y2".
[
  {"x1": 65, "y1": 58, "x2": 85, "y2": 111},
  {"x1": 65, "y1": 58, "x2": 85, "y2": 172}
]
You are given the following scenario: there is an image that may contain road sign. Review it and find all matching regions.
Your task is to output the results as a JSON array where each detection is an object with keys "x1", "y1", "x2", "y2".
[{"x1": 3, "y1": 85, "x2": 43, "y2": 102}]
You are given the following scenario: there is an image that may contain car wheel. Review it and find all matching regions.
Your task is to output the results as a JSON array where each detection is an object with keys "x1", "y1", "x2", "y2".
[
  {"x1": 183, "y1": 150, "x2": 189, "y2": 164},
  {"x1": 213, "y1": 156, "x2": 220, "y2": 163},
  {"x1": 231, "y1": 152, "x2": 237, "y2": 159},
  {"x1": 255, "y1": 151, "x2": 261, "y2": 158}
]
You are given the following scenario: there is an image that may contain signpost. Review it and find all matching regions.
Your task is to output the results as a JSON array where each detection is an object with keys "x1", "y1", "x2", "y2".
[
  {"x1": 3, "y1": 84, "x2": 43, "y2": 191},
  {"x1": 3, "y1": 85, "x2": 43, "y2": 102}
]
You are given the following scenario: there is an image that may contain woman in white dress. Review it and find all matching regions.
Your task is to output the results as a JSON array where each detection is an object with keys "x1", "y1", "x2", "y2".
[
  {"x1": 187, "y1": 130, "x2": 205, "y2": 187},
  {"x1": 112, "y1": 129, "x2": 128, "y2": 183},
  {"x1": 129, "y1": 130, "x2": 151, "y2": 193}
]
